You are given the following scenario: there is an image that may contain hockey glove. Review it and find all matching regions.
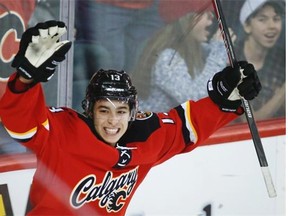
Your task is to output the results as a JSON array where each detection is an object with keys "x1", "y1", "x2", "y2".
[
  {"x1": 12, "y1": 20, "x2": 72, "y2": 82},
  {"x1": 207, "y1": 61, "x2": 262, "y2": 114}
]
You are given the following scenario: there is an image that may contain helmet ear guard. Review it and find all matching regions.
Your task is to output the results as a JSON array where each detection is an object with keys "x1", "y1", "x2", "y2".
[
  {"x1": 129, "y1": 98, "x2": 138, "y2": 121},
  {"x1": 82, "y1": 69, "x2": 138, "y2": 121}
]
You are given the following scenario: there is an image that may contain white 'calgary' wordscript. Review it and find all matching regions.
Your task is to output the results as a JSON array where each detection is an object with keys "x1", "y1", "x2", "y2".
[{"x1": 70, "y1": 166, "x2": 138, "y2": 212}]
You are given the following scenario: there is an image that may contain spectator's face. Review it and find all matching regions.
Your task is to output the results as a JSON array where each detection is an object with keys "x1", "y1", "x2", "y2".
[
  {"x1": 93, "y1": 99, "x2": 130, "y2": 146},
  {"x1": 192, "y1": 11, "x2": 214, "y2": 42},
  {"x1": 244, "y1": 5, "x2": 282, "y2": 49}
]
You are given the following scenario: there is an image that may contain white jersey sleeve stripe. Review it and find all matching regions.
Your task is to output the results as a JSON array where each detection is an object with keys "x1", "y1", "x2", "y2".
[
  {"x1": 5, "y1": 119, "x2": 49, "y2": 140},
  {"x1": 181, "y1": 102, "x2": 198, "y2": 143},
  {"x1": 42, "y1": 119, "x2": 50, "y2": 131},
  {"x1": 5, "y1": 126, "x2": 37, "y2": 140}
]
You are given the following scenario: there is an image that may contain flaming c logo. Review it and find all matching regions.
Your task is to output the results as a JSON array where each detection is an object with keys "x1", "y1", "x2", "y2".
[{"x1": 0, "y1": 11, "x2": 25, "y2": 75}]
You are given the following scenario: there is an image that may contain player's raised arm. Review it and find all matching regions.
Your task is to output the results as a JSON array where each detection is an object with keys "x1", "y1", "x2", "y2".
[
  {"x1": 0, "y1": 20, "x2": 71, "y2": 142},
  {"x1": 171, "y1": 61, "x2": 262, "y2": 147}
]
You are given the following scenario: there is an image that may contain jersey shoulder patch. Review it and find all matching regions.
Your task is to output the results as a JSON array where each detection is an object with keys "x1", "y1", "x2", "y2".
[{"x1": 136, "y1": 111, "x2": 153, "y2": 120}]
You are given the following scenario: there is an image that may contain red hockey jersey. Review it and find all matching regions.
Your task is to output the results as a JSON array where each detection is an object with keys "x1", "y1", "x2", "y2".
[{"x1": 0, "y1": 73, "x2": 237, "y2": 215}]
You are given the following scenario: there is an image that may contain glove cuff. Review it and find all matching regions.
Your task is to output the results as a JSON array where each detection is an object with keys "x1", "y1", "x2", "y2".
[
  {"x1": 207, "y1": 76, "x2": 243, "y2": 115},
  {"x1": 8, "y1": 73, "x2": 32, "y2": 93},
  {"x1": 15, "y1": 57, "x2": 35, "y2": 80},
  {"x1": 15, "y1": 56, "x2": 56, "y2": 83}
]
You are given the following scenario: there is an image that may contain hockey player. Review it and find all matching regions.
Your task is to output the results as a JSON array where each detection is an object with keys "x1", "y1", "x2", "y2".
[{"x1": 0, "y1": 21, "x2": 261, "y2": 215}]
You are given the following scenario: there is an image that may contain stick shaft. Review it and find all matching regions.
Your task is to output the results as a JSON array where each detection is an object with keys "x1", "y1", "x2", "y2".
[{"x1": 212, "y1": 0, "x2": 276, "y2": 198}]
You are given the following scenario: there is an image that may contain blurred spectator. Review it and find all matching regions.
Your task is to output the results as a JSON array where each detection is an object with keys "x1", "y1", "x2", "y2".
[
  {"x1": 132, "y1": 0, "x2": 232, "y2": 112},
  {"x1": 234, "y1": 0, "x2": 285, "y2": 121},
  {"x1": 73, "y1": 0, "x2": 164, "y2": 112},
  {"x1": 28, "y1": 0, "x2": 59, "y2": 26},
  {"x1": 74, "y1": 0, "x2": 164, "y2": 72}
]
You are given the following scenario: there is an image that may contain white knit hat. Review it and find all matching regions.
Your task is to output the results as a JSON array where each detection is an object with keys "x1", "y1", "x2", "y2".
[{"x1": 239, "y1": 0, "x2": 283, "y2": 25}]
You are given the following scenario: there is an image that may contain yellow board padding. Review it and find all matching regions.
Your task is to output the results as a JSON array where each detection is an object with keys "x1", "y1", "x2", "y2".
[{"x1": 0, "y1": 194, "x2": 6, "y2": 216}]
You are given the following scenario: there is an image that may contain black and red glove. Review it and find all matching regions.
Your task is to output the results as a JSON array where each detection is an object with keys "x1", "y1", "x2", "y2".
[
  {"x1": 11, "y1": 20, "x2": 72, "y2": 82},
  {"x1": 207, "y1": 61, "x2": 262, "y2": 114}
]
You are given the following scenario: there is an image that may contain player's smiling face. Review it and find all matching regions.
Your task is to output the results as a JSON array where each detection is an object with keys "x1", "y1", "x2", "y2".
[{"x1": 93, "y1": 99, "x2": 130, "y2": 146}]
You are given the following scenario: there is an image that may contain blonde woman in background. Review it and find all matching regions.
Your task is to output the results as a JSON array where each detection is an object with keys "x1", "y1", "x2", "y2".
[{"x1": 132, "y1": 0, "x2": 235, "y2": 112}]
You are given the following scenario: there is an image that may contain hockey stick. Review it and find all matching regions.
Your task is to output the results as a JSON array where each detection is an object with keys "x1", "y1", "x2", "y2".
[{"x1": 212, "y1": 0, "x2": 277, "y2": 198}]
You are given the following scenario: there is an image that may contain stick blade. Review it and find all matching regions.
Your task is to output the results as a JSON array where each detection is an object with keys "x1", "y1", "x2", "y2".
[{"x1": 261, "y1": 166, "x2": 277, "y2": 198}]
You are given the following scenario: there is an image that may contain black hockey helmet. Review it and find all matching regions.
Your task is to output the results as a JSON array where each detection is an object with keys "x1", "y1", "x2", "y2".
[{"x1": 82, "y1": 69, "x2": 138, "y2": 120}]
